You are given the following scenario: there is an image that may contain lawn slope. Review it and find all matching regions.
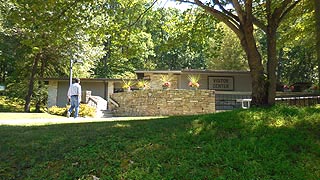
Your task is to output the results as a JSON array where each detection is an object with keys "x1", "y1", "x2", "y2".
[{"x1": 0, "y1": 105, "x2": 319, "y2": 179}]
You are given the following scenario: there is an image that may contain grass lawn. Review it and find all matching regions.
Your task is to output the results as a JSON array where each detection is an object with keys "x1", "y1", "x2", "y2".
[{"x1": 0, "y1": 105, "x2": 319, "y2": 179}]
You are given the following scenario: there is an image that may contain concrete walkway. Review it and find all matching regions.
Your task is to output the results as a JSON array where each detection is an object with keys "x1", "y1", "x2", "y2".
[{"x1": 0, "y1": 115, "x2": 164, "y2": 126}]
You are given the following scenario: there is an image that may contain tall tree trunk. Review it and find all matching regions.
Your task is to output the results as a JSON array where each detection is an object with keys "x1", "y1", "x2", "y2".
[
  {"x1": 35, "y1": 57, "x2": 46, "y2": 113},
  {"x1": 314, "y1": 0, "x2": 320, "y2": 87},
  {"x1": 189, "y1": 0, "x2": 301, "y2": 106},
  {"x1": 266, "y1": 24, "x2": 278, "y2": 105},
  {"x1": 240, "y1": 24, "x2": 268, "y2": 106},
  {"x1": 24, "y1": 53, "x2": 40, "y2": 112},
  {"x1": 0, "y1": 64, "x2": 4, "y2": 83}
]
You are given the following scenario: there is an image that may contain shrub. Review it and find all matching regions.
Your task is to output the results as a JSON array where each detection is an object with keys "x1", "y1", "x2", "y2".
[
  {"x1": 79, "y1": 104, "x2": 96, "y2": 117},
  {"x1": 0, "y1": 96, "x2": 25, "y2": 112},
  {"x1": 48, "y1": 106, "x2": 66, "y2": 116},
  {"x1": 48, "y1": 104, "x2": 96, "y2": 117}
]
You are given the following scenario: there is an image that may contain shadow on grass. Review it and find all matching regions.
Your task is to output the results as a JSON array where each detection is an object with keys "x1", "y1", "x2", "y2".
[{"x1": 0, "y1": 106, "x2": 319, "y2": 179}]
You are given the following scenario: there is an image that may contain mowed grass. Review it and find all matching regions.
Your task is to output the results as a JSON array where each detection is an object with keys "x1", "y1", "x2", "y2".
[{"x1": 0, "y1": 105, "x2": 319, "y2": 179}]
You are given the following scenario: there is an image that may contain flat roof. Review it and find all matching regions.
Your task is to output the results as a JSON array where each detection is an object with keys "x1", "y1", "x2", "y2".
[
  {"x1": 44, "y1": 69, "x2": 251, "y2": 82},
  {"x1": 43, "y1": 78, "x2": 128, "y2": 82},
  {"x1": 135, "y1": 70, "x2": 182, "y2": 74},
  {"x1": 135, "y1": 69, "x2": 250, "y2": 74}
]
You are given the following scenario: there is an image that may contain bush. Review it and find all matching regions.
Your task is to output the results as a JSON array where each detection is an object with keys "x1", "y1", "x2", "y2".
[
  {"x1": 78, "y1": 104, "x2": 96, "y2": 117},
  {"x1": 48, "y1": 104, "x2": 96, "y2": 117},
  {"x1": 0, "y1": 96, "x2": 25, "y2": 112},
  {"x1": 47, "y1": 106, "x2": 66, "y2": 116}
]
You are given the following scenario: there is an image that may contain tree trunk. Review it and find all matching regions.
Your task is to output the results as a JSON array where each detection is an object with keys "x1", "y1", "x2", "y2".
[
  {"x1": 314, "y1": 0, "x2": 320, "y2": 88},
  {"x1": 24, "y1": 53, "x2": 40, "y2": 112},
  {"x1": 35, "y1": 57, "x2": 46, "y2": 113},
  {"x1": 266, "y1": 24, "x2": 278, "y2": 106},
  {"x1": 240, "y1": 24, "x2": 268, "y2": 106}
]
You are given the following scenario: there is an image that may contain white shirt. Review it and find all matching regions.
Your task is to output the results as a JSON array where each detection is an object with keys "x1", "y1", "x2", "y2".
[{"x1": 67, "y1": 83, "x2": 81, "y2": 101}]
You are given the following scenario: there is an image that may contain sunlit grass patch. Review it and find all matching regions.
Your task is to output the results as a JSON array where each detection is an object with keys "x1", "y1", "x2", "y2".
[{"x1": 113, "y1": 123, "x2": 131, "y2": 128}]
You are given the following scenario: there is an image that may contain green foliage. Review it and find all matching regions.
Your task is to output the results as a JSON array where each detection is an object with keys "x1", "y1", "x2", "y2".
[
  {"x1": 78, "y1": 104, "x2": 96, "y2": 118},
  {"x1": 1, "y1": 105, "x2": 319, "y2": 179},
  {"x1": 0, "y1": 95, "x2": 24, "y2": 112},
  {"x1": 47, "y1": 106, "x2": 67, "y2": 116},
  {"x1": 150, "y1": 8, "x2": 220, "y2": 70},
  {"x1": 0, "y1": 94, "x2": 47, "y2": 112},
  {"x1": 277, "y1": 0, "x2": 317, "y2": 85},
  {"x1": 48, "y1": 104, "x2": 96, "y2": 118},
  {"x1": 1, "y1": 0, "x2": 316, "y2": 109},
  {"x1": 0, "y1": 0, "x2": 107, "y2": 111},
  {"x1": 207, "y1": 23, "x2": 248, "y2": 70}
]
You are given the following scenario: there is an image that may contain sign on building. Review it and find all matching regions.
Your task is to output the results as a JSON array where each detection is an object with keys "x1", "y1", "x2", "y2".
[{"x1": 208, "y1": 76, "x2": 234, "y2": 91}]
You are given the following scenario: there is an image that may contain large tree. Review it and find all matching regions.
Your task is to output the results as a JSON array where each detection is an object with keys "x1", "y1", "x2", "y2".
[
  {"x1": 0, "y1": 0, "x2": 106, "y2": 112},
  {"x1": 178, "y1": 0, "x2": 301, "y2": 106}
]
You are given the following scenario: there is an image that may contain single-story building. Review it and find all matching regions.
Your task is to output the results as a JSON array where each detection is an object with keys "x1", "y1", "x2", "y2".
[
  {"x1": 46, "y1": 78, "x2": 125, "y2": 107},
  {"x1": 135, "y1": 69, "x2": 251, "y2": 92},
  {"x1": 45, "y1": 69, "x2": 252, "y2": 110}
]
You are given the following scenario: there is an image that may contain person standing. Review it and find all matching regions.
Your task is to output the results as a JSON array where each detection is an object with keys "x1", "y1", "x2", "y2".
[{"x1": 67, "y1": 78, "x2": 81, "y2": 118}]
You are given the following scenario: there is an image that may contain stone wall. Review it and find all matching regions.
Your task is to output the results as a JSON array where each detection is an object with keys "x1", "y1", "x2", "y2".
[{"x1": 109, "y1": 89, "x2": 215, "y2": 116}]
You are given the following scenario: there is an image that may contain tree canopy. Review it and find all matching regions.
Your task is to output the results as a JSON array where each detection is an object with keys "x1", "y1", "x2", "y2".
[
  {"x1": 0, "y1": 0, "x2": 317, "y2": 110},
  {"x1": 178, "y1": 0, "x2": 311, "y2": 106}
]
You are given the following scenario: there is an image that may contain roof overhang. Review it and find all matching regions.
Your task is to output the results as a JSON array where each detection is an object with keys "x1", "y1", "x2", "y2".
[
  {"x1": 42, "y1": 77, "x2": 126, "y2": 83},
  {"x1": 135, "y1": 69, "x2": 250, "y2": 75}
]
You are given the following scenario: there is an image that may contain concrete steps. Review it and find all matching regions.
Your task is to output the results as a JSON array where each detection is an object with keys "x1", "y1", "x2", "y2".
[
  {"x1": 87, "y1": 96, "x2": 113, "y2": 118},
  {"x1": 99, "y1": 110, "x2": 113, "y2": 118}
]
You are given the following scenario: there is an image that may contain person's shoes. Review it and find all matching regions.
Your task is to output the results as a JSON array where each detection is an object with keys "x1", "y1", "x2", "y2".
[{"x1": 67, "y1": 111, "x2": 70, "y2": 118}]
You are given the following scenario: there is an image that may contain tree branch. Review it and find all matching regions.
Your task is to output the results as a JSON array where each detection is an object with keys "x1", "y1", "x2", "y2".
[
  {"x1": 128, "y1": 0, "x2": 159, "y2": 27},
  {"x1": 194, "y1": 0, "x2": 242, "y2": 37},
  {"x1": 231, "y1": 0, "x2": 244, "y2": 23},
  {"x1": 279, "y1": 0, "x2": 301, "y2": 23},
  {"x1": 213, "y1": 0, "x2": 239, "y2": 22},
  {"x1": 176, "y1": 0, "x2": 197, "y2": 5},
  {"x1": 245, "y1": 0, "x2": 253, "y2": 20},
  {"x1": 253, "y1": 16, "x2": 267, "y2": 32}
]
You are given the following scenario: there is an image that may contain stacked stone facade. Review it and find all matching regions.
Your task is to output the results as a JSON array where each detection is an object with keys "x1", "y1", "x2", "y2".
[{"x1": 109, "y1": 89, "x2": 215, "y2": 116}]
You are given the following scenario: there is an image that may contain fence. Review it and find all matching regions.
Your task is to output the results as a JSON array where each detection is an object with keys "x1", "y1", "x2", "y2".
[
  {"x1": 215, "y1": 91, "x2": 251, "y2": 110},
  {"x1": 216, "y1": 91, "x2": 320, "y2": 110},
  {"x1": 275, "y1": 95, "x2": 320, "y2": 106}
]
